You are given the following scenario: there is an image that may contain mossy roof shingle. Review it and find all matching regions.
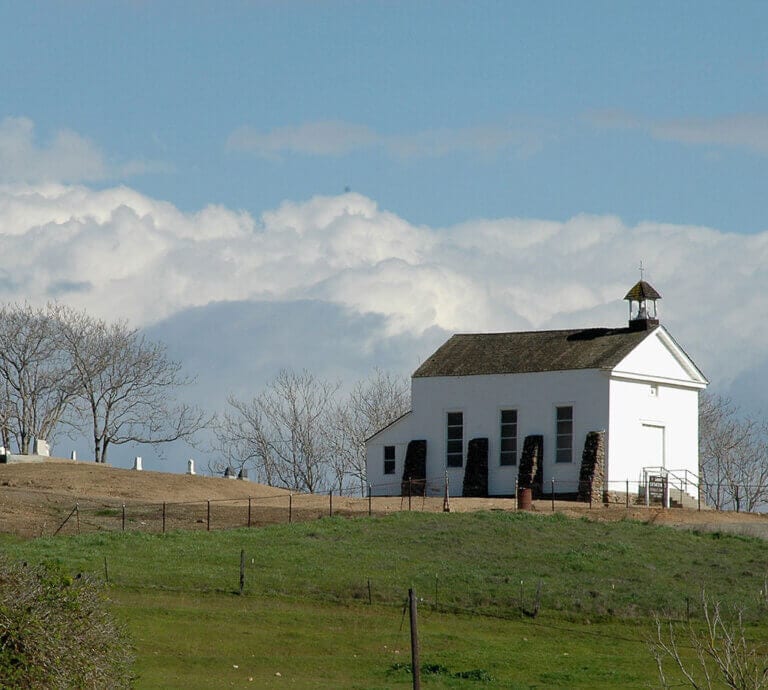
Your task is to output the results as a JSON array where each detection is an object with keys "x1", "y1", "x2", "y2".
[{"x1": 413, "y1": 327, "x2": 656, "y2": 378}]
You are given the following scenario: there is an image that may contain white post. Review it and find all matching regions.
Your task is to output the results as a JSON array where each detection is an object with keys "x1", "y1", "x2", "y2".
[
  {"x1": 70, "y1": 450, "x2": 77, "y2": 461},
  {"x1": 187, "y1": 458, "x2": 196, "y2": 475},
  {"x1": 133, "y1": 456, "x2": 143, "y2": 471}
]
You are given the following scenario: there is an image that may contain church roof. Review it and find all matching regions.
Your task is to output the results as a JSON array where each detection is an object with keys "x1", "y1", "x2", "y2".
[
  {"x1": 413, "y1": 326, "x2": 656, "y2": 378},
  {"x1": 624, "y1": 280, "x2": 661, "y2": 301}
]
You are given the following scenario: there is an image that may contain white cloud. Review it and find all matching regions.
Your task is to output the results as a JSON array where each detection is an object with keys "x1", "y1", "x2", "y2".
[
  {"x1": 0, "y1": 117, "x2": 167, "y2": 183},
  {"x1": 591, "y1": 110, "x2": 768, "y2": 155},
  {"x1": 226, "y1": 120, "x2": 540, "y2": 159},
  {"x1": 227, "y1": 121, "x2": 378, "y2": 157},
  {"x1": 1, "y1": 184, "x2": 767, "y2": 392}
]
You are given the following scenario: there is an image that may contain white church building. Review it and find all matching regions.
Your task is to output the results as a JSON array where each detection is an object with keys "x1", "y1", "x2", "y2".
[{"x1": 365, "y1": 281, "x2": 708, "y2": 502}]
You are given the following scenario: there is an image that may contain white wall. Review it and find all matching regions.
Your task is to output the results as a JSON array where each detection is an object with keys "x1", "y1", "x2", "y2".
[
  {"x1": 365, "y1": 413, "x2": 415, "y2": 495},
  {"x1": 368, "y1": 369, "x2": 609, "y2": 496},
  {"x1": 607, "y1": 378, "x2": 700, "y2": 496},
  {"x1": 607, "y1": 328, "x2": 704, "y2": 498}
]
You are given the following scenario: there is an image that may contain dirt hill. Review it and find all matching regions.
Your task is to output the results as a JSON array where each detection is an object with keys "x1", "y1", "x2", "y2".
[{"x1": 3, "y1": 459, "x2": 768, "y2": 540}]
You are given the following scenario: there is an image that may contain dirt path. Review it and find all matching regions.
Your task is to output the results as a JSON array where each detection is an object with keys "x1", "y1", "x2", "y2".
[{"x1": 2, "y1": 460, "x2": 768, "y2": 539}]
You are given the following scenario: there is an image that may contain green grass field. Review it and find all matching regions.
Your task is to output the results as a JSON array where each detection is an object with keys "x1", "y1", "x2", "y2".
[{"x1": 3, "y1": 511, "x2": 768, "y2": 688}]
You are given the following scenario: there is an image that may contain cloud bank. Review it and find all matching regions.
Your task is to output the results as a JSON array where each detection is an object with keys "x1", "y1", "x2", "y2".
[
  {"x1": 227, "y1": 120, "x2": 540, "y2": 159},
  {"x1": 592, "y1": 111, "x2": 768, "y2": 155},
  {"x1": 0, "y1": 117, "x2": 165, "y2": 183},
  {"x1": 1, "y1": 182, "x2": 767, "y2": 396}
]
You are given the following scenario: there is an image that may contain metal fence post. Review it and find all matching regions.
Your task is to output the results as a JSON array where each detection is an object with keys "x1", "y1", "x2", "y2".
[
  {"x1": 289, "y1": 493, "x2": 293, "y2": 524},
  {"x1": 368, "y1": 484, "x2": 372, "y2": 516},
  {"x1": 329, "y1": 489, "x2": 333, "y2": 517},
  {"x1": 551, "y1": 478, "x2": 555, "y2": 512},
  {"x1": 626, "y1": 479, "x2": 629, "y2": 509},
  {"x1": 121, "y1": 503, "x2": 125, "y2": 531},
  {"x1": 207, "y1": 500, "x2": 211, "y2": 531},
  {"x1": 248, "y1": 496, "x2": 252, "y2": 527},
  {"x1": 162, "y1": 501, "x2": 166, "y2": 533}
]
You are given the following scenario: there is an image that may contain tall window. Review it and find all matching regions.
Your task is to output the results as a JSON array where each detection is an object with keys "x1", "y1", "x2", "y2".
[
  {"x1": 500, "y1": 409, "x2": 517, "y2": 466},
  {"x1": 556, "y1": 406, "x2": 573, "y2": 463},
  {"x1": 383, "y1": 446, "x2": 396, "y2": 475},
  {"x1": 446, "y1": 412, "x2": 463, "y2": 468}
]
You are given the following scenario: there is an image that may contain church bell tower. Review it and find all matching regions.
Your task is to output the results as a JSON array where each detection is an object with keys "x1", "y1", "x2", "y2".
[{"x1": 624, "y1": 277, "x2": 661, "y2": 331}]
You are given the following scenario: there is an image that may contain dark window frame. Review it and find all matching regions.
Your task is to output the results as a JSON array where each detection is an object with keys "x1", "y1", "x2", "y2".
[
  {"x1": 499, "y1": 409, "x2": 518, "y2": 466},
  {"x1": 383, "y1": 445, "x2": 396, "y2": 474},
  {"x1": 555, "y1": 406, "x2": 574, "y2": 463},
  {"x1": 446, "y1": 411, "x2": 464, "y2": 468}
]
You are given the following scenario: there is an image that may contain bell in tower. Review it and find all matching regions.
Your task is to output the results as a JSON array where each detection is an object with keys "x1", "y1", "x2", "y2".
[{"x1": 624, "y1": 278, "x2": 661, "y2": 331}]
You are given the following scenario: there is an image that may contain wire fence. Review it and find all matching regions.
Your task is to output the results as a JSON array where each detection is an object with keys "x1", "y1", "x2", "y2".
[{"x1": 34, "y1": 472, "x2": 720, "y2": 538}]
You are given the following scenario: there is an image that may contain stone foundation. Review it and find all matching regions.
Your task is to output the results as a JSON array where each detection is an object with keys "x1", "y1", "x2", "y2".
[
  {"x1": 401, "y1": 439, "x2": 427, "y2": 496},
  {"x1": 463, "y1": 437, "x2": 489, "y2": 497},
  {"x1": 578, "y1": 431, "x2": 605, "y2": 503},
  {"x1": 517, "y1": 435, "x2": 544, "y2": 498}
]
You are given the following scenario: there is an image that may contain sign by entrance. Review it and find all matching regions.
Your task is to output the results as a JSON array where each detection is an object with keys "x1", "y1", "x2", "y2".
[{"x1": 648, "y1": 475, "x2": 667, "y2": 502}]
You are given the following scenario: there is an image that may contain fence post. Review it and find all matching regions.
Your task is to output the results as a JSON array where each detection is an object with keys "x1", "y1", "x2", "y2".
[
  {"x1": 409, "y1": 588, "x2": 421, "y2": 690},
  {"x1": 162, "y1": 502, "x2": 166, "y2": 534},
  {"x1": 239, "y1": 549, "x2": 245, "y2": 596},
  {"x1": 329, "y1": 489, "x2": 333, "y2": 517},
  {"x1": 289, "y1": 493, "x2": 293, "y2": 524},
  {"x1": 645, "y1": 474, "x2": 650, "y2": 507},
  {"x1": 248, "y1": 497, "x2": 252, "y2": 528},
  {"x1": 408, "y1": 479, "x2": 412, "y2": 511},
  {"x1": 551, "y1": 478, "x2": 555, "y2": 512},
  {"x1": 368, "y1": 484, "x2": 372, "y2": 517},
  {"x1": 122, "y1": 503, "x2": 125, "y2": 531},
  {"x1": 698, "y1": 483, "x2": 702, "y2": 512},
  {"x1": 626, "y1": 479, "x2": 629, "y2": 509},
  {"x1": 515, "y1": 478, "x2": 519, "y2": 511},
  {"x1": 207, "y1": 500, "x2": 211, "y2": 531},
  {"x1": 75, "y1": 502, "x2": 80, "y2": 534}
]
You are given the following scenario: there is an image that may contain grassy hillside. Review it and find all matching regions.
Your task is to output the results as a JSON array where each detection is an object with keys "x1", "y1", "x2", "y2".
[{"x1": 3, "y1": 511, "x2": 768, "y2": 688}]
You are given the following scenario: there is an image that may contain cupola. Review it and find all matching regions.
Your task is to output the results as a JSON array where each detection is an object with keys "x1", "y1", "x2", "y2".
[{"x1": 624, "y1": 279, "x2": 661, "y2": 331}]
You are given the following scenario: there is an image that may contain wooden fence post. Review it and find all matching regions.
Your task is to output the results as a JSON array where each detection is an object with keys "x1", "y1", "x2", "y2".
[
  {"x1": 207, "y1": 500, "x2": 211, "y2": 531},
  {"x1": 162, "y1": 502, "x2": 166, "y2": 533},
  {"x1": 409, "y1": 588, "x2": 421, "y2": 690},
  {"x1": 248, "y1": 497, "x2": 252, "y2": 527}
]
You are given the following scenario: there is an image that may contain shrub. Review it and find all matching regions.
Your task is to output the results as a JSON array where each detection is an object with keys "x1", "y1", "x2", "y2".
[{"x1": 0, "y1": 557, "x2": 133, "y2": 689}]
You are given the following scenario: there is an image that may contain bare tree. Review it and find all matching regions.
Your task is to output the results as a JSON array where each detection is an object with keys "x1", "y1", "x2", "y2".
[
  {"x1": 213, "y1": 395, "x2": 275, "y2": 483},
  {"x1": 215, "y1": 369, "x2": 339, "y2": 492},
  {"x1": 699, "y1": 393, "x2": 768, "y2": 512},
  {"x1": 328, "y1": 369, "x2": 411, "y2": 494},
  {"x1": 56, "y1": 306, "x2": 208, "y2": 464},
  {"x1": 650, "y1": 593, "x2": 768, "y2": 690},
  {"x1": 0, "y1": 303, "x2": 79, "y2": 454}
]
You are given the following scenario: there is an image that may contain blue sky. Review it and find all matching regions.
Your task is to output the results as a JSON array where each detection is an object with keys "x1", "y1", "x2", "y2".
[
  {"x1": 3, "y1": 1, "x2": 768, "y2": 230},
  {"x1": 2, "y1": 2, "x2": 768, "y2": 470}
]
